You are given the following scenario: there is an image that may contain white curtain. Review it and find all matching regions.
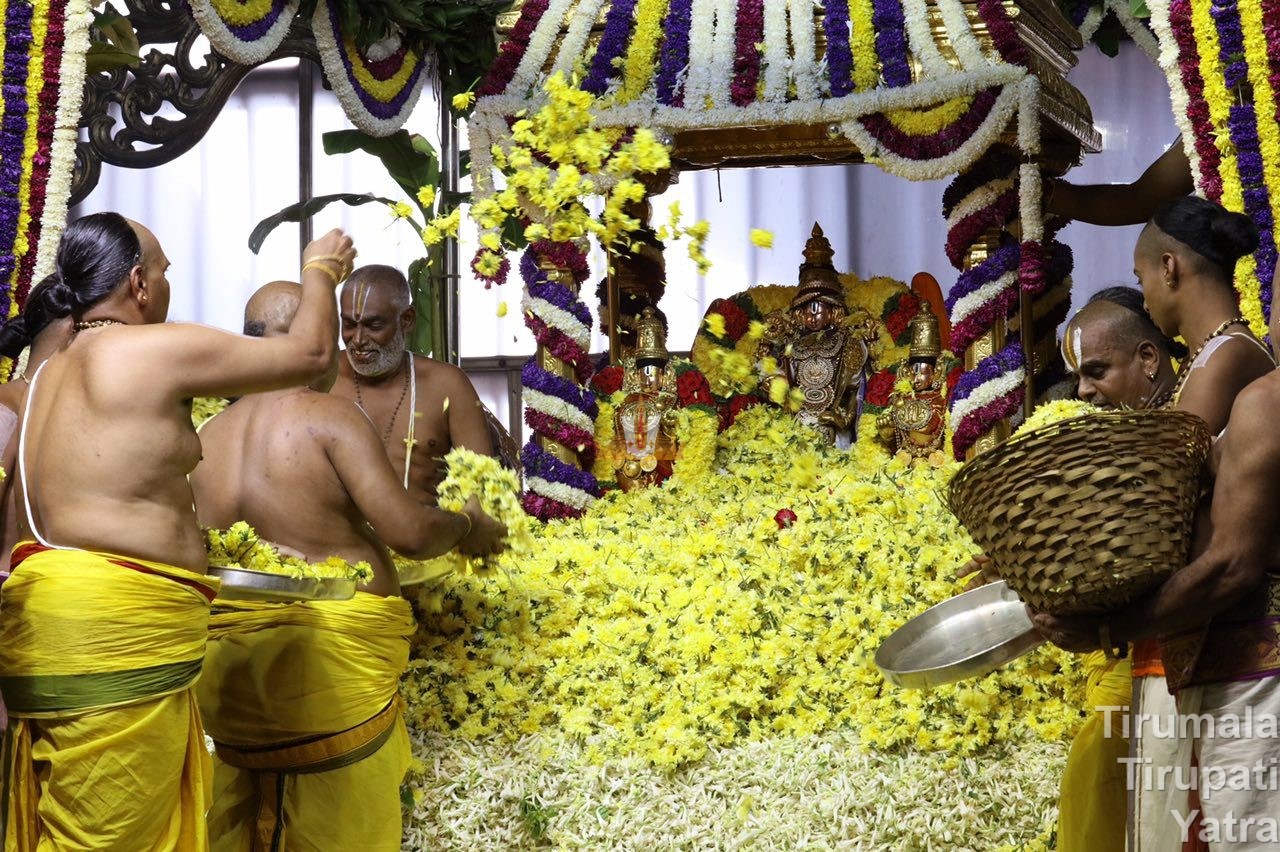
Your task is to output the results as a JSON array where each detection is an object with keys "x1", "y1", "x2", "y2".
[{"x1": 75, "y1": 41, "x2": 1176, "y2": 419}]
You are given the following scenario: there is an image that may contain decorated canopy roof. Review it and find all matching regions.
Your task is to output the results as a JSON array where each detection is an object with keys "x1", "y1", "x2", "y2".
[{"x1": 474, "y1": 0, "x2": 1101, "y2": 176}]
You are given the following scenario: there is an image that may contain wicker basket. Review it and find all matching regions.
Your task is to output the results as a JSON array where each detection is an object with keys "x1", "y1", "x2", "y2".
[{"x1": 947, "y1": 410, "x2": 1212, "y2": 615}]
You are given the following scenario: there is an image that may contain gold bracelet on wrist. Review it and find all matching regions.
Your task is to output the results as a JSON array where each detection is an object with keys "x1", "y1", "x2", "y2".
[
  {"x1": 458, "y1": 511, "x2": 473, "y2": 540},
  {"x1": 302, "y1": 260, "x2": 341, "y2": 284}
]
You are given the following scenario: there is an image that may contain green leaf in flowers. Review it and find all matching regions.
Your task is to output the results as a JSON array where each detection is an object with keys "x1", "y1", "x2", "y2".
[{"x1": 87, "y1": 6, "x2": 141, "y2": 74}]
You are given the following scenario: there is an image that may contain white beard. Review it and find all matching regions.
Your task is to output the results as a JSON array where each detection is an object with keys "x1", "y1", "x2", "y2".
[{"x1": 347, "y1": 325, "x2": 406, "y2": 378}]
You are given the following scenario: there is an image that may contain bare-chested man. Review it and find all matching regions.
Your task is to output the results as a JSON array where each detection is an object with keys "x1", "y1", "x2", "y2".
[
  {"x1": 331, "y1": 264, "x2": 493, "y2": 504},
  {"x1": 0, "y1": 282, "x2": 72, "y2": 559},
  {"x1": 191, "y1": 281, "x2": 505, "y2": 851},
  {"x1": 0, "y1": 213, "x2": 350, "y2": 848}
]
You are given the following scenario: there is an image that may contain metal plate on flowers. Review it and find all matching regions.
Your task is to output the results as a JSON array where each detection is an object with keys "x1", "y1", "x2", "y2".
[
  {"x1": 875, "y1": 581, "x2": 1044, "y2": 690},
  {"x1": 209, "y1": 567, "x2": 353, "y2": 603}
]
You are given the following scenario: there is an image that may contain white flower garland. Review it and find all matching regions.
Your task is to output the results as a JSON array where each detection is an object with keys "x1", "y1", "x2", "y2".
[
  {"x1": 1019, "y1": 161, "x2": 1044, "y2": 243},
  {"x1": 526, "y1": 475, "x2": 596, "y2": 509},
  {"x1": 553, "y1": 0, "x2": 611, "y2": 78},
  {"x1": 950, "y1": 271, "x2": 1017, "y2": 325},
  {"x1": 900, "y1": 0, "x2": 951, "y2": 78},
  {"x1": 1147, "y1": 0, "x2": 1200, "y2": 189},
  {"x1": 524, "y1": 388, "x2": 598, "y2": 433},
  {"x1": 189, "y1": 0, "x2": 299, "y2": 66},
  {"x1": 708, "y1": 0, "x2": 738, "y2": 108},
  {"x1": 935, "y1": 0, "x2": 986, "y2": 70},
  {"x1": 762, "y1": 0, "x2": 790, "y2": 102},
  {"x1": 1016, "y1": 77, "x2": 1040, "y2": 156},
  {"x1": 509, "y1": 0, "x2": 580, "y2": 95},
  {"x1": 1107, "y1": 0, "x2": 1161, "y2": 61},
  {"x1": 787, "y1": 0, "x2": 819, "y2": 102},
  {"x1": 684, "y1": 0, "x2": 719, "y2": 107},
  {"x1": 522, "y1": 295, "x2": 593, "y2": 348},
  {"x1": 840, "y1": 79, "x2": 1023, "y2": 180},
  {"x1": 945, "y1": 176, "x2": 1016, "y2": 231},
  {"x1": 35, "y1": 0, "x2": 94, "y2": 286},
  {"x1": 951, "y1": 367, "x2": 1026, "y2": 427},
  {"x1": 312, "y1": 1, "x2": 429, "y2": 136},
  {"x1": 1078, "y1": 4, "x2": 1105, "y2": 42}
]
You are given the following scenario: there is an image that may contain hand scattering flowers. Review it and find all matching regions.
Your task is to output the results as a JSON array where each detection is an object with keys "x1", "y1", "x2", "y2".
[
  {"x1": 395, "y1": 448, "x2": 533, "y2": 588},
  {"x1": 205, "y1": 521, "x2": 373, "y2": 583}
]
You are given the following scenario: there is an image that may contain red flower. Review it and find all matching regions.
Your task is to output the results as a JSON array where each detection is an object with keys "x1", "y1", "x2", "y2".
[
  {"x1": 677, "y1": 370, "x2": 714, "y2": 406},
  {"x1": 947, "y1": 365, "x2": 963, "y2": 395},
  {"x1": 720, "y1": 393, "x2": 761, "y2": 430},
  {"x1": 591, "y1": 366, "x2": 624, "y2": 397},
  {"x1": 865, "y1": 369, "x2": 896, "y2": 407},
  {"x1": 774, "y1": 508, "x2": 798, "y2": 529},
  {"x1": 707, "y1": 298, "x2": 750, "y2": 342},
  {"x1": 885, "y1": 292, "x2": 921, "y2": 342}
]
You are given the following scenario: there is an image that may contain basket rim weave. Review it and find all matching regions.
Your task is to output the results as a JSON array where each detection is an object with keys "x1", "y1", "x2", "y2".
[{"x1": 947, "y1": 408, "x2": 1210, "y2": 514}]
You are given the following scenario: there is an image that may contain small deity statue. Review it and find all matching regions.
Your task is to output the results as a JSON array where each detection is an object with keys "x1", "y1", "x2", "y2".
[
  {"x1": 759, "y1": 223, "x2": 877, "y2": 447},
  {"x1": 612, "y1": 308, "x2": 680, "y2": 491},
  {"x1": 877, "y1": 308, "x2": 949, "y2": 458}
]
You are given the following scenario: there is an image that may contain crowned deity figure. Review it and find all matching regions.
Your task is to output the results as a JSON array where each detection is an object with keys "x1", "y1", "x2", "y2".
[
  {"x1": 759, "y1": 224, "x2": 877, "y2": 447},
  {"x1": 612, "y1": 308, "x2": 680, "y2": 491},
  {"x1": 877, "y1": 309, "x2": 949, "y2": 458}
]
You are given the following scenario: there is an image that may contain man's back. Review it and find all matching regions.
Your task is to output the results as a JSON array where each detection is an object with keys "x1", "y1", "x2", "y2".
[{"x1": 193, "y1": 388, "x2": 399, "y2": 595}]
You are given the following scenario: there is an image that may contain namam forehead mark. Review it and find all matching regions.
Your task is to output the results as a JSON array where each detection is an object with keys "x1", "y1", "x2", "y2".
[
  {"x1": 1061, "y1": 324, "x2": 1084, "y2": 373},
  {"x1": 353, "y1": 279, "x2": 370, "y2": 322}
]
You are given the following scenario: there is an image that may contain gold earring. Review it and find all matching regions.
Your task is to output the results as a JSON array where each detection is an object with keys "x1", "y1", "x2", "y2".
[{"x1": 1146, "y1": 371, "x2": 1155, "y2": 381}]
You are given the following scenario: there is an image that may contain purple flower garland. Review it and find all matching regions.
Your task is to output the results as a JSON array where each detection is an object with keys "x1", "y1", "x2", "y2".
[
  {"x1": 655, "y1": 0, "x2": 694, "y2": 105},
  {"x1": 823, "y1": 0, "x2": 855, "y2": 97},
  {"x1": 0, "y1": 1, "x2": 33, "y2": 323},
  {"x1": 870, "y1": 0, "x2": 911, "y2": 87},
  {"x1": 950, "y1": 339, "x2": 1025, "y2": 405},
  {"x1": 584, "y1": 0, "x2": 641, "y2": 94},
  {"x1": 1211, "y1": 0, "x2": 1277, "y2": 320}
]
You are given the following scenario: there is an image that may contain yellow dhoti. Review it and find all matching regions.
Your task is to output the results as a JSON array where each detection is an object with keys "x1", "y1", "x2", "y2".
[
  {"x1": 197, "y1": 592, "x2": 415, "y2": 852},
  {"x1": 0, "y1": 544, "x2": 218, "y2": 851},
  {"x1": 1057, "y1": 650, "x2": 1132, "y2": 852}
]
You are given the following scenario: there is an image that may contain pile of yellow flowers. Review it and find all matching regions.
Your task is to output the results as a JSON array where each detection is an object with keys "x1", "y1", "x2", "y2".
[
  {"x1": 1013, "y1": 398, "x2": 1101, "y2": 438},
  {"x1": 396, "y1": 448, "x2": 534, "y2": 590},
  {"x1": 402, "y1": 406, "x2": 1085, "y2": 771},
  {"x1": 205, "y1": 522, "x2": 373, "y2": 583},
  {"x1": 191, "y1": 396, "x2": 229, "y2": 430},
  {"x1": 465, "y1": 72, "x2": 673, "y2": 279}
]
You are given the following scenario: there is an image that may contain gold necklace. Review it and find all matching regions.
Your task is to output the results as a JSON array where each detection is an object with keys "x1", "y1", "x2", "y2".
[
  {"x1": 1169, "y1": 315, "x2": 1248, "y2": 404},
  {"x1": 72, "y1": 319, "x2": 124, "y2": 332}
]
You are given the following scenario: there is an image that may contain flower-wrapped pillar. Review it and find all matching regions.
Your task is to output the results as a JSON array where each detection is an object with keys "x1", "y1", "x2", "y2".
[
  {"x1": 520, "y1": 247, "x2": 600, "y2": 519},
  {"x1": 944, "y1": 150, "x2": 1025, "y2": 458}
]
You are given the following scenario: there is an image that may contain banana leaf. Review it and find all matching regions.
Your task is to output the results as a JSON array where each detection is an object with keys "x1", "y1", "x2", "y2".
[
  {"x1": 248, "y1": 192, "x2": 396, "y2": 254},
  {"x1": 323, "y1": 130, "x2": 440, "y2": 218}
]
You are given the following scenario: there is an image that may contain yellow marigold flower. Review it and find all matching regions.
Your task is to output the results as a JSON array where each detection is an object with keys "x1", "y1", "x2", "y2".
[
  {"x1": 422, "y1": 225, "x2": 444, "y2": 247},
  {"x1": 750, "y1": 229, "x2": 774, "y2": 249},
  {"x1": 687, "y1": 220, "x2": 710, "y2": 240},
  {"x1": 496, "y1": 301, "x2": 508, "y2": 318},
  {"x1": 416, "y1": 186, "x2": 437, "y2": 208},
  {"x1": 767, "y1": 377, "x2": 789, "y2": 405},
  {"x1": 473, "y1": 250, "x2": 503, "y2": 278},
  {"x1": 894, "y1": 378, "x2": 914, "y2": 395},
  {"x1": 389, "y1": 201, "x2": 414, "y2": 219},
  {"x1": 451, "y1": 91, "x2": 476, "y2": 111},
  {"x1": 704, "y1": 313, "x2": 727, "y2": 339},
  {"x1": 524, "y1": 223, "x2": 550, "y2": 241},
  {"x1": 479, "y1": 231, "x2": 502, "y2": 252}
]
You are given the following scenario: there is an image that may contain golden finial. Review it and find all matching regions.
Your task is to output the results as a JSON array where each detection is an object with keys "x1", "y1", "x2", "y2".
[
  {"x1": 631, "y1": 307, "x2": 669, "y2": 364},
  {"x1": 792, "y1": 222, "x2": 845, "y2": 309},
  {"x1": 908, "y1": 308, "x2": 942, "y2": 359}
]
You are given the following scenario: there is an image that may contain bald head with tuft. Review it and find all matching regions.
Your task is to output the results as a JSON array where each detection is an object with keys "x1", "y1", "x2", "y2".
[
  {"x1": 244, "y1": 280, "x2": 303, "y2": 338},
  {"x1": 1063, "y1": 297, "x2": 1176, "y2": 408}
]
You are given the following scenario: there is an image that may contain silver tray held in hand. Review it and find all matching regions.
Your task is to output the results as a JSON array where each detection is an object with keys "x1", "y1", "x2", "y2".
[
  {"x1": 209, "y1": 567, "x2": 357, "y2": 603},
  {"x1": 875, "y1": 580, "x2": 1044, "y2": 690}
]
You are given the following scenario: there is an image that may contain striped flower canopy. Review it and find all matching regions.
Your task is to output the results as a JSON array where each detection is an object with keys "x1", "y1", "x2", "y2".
[{"x1": 473, "y1": 0, "x2": 1098, "y2": 180}]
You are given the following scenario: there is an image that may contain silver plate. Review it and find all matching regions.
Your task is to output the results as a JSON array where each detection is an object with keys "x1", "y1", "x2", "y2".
[
  {"x1": 209, "y1": 567, "x2": 354, "y2": 603},
  {"x1": 875, "y1": 581, "x2": 1044, "y2": 690}
]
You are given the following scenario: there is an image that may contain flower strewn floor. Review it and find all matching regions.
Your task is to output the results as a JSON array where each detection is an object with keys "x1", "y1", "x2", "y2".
[{"x1": 400, "y1": 407, "x2": 1083, "y2": 848}]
